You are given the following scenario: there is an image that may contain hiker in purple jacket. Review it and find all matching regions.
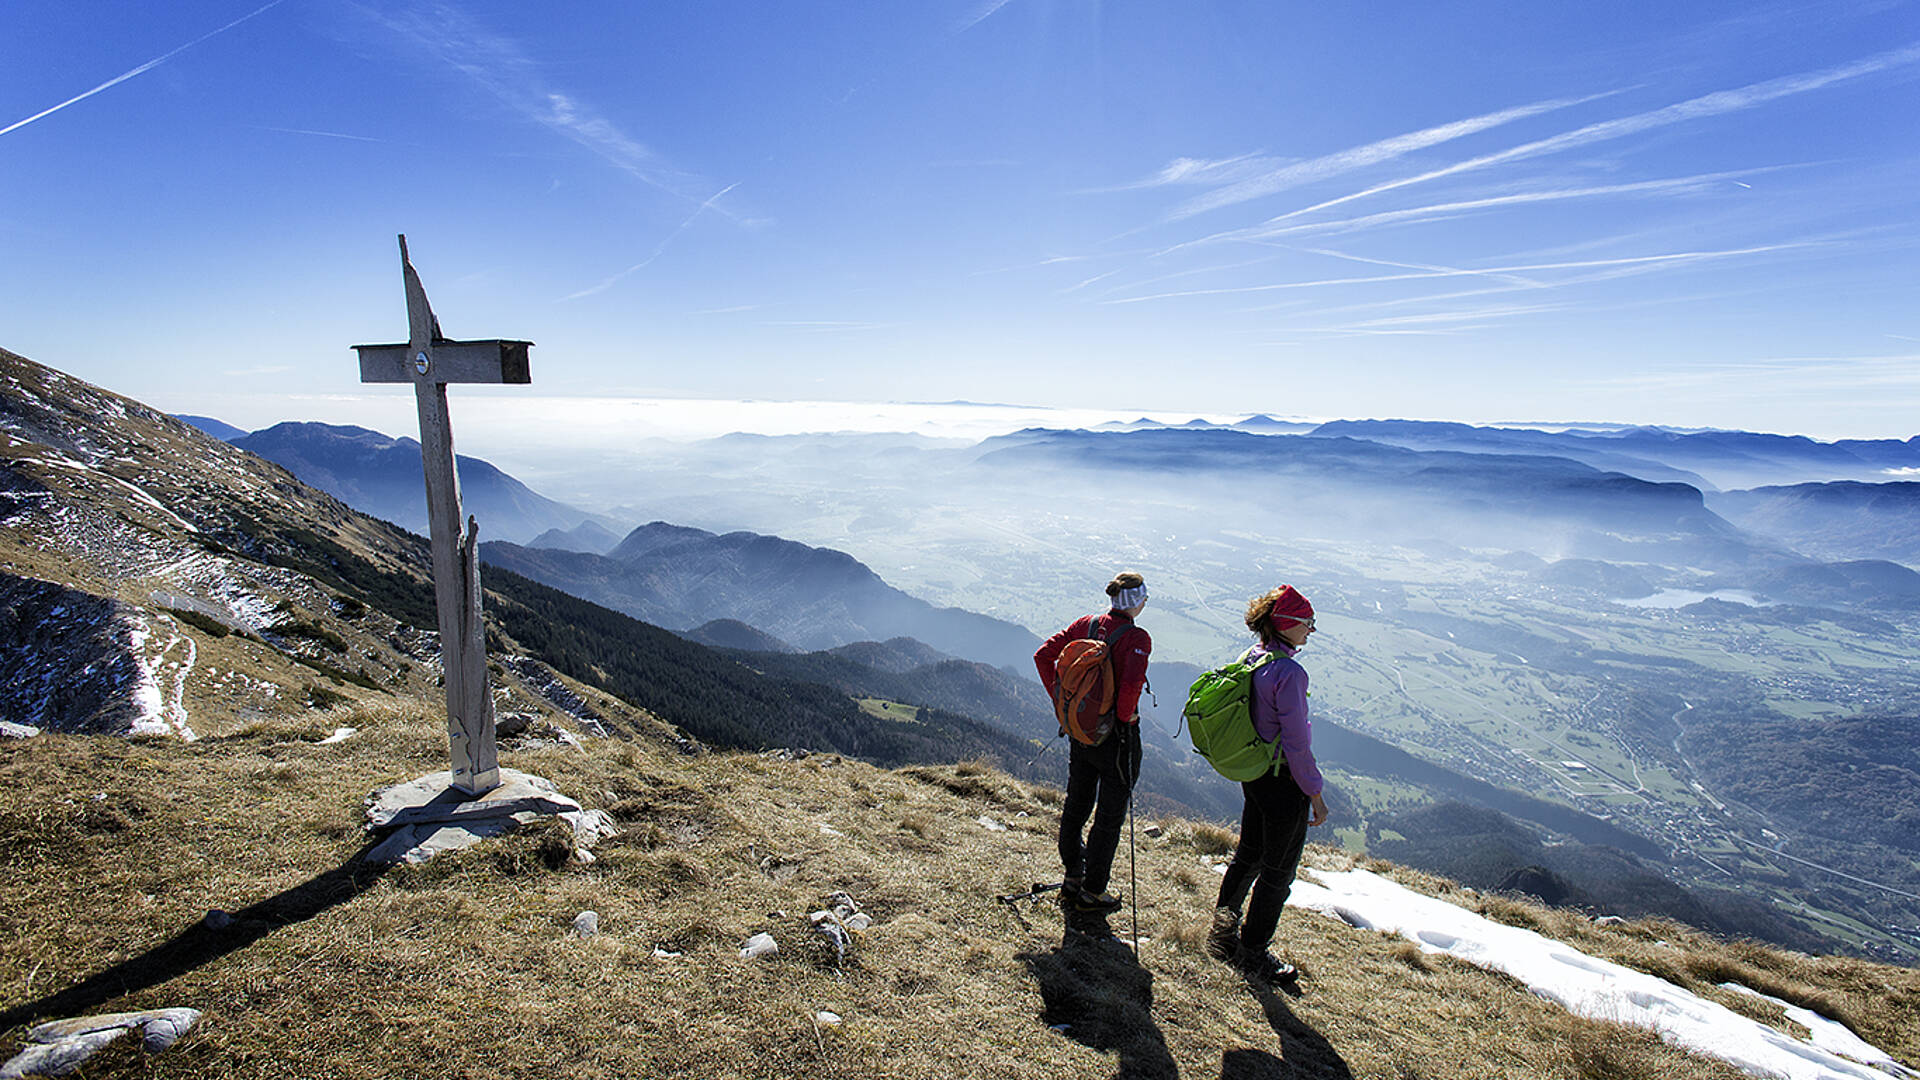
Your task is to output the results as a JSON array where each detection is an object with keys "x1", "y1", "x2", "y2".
[{"x1": 1207, "y1": 584, "x2": 1330, "y2": 986}]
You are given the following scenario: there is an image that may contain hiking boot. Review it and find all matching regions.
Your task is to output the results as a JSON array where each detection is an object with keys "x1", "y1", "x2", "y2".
[
  {"x1": 1071, "y1": 888, "x2": 1125, "y2": 914},
  {"x1": 1236, "y1": 947, "x2": 1299, "y2": 986},
  {"x1": 1206, "y1": 907, "x2": 1242, "y2": 962},
  {"x1": 1058, "y1": 877, "x2": 1085, "y2": 908}
]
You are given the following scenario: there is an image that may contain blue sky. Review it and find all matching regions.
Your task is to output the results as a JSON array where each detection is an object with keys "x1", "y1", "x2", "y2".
[{"x1": 4, "y1": 1, "x2": 1919, "y2": 442}]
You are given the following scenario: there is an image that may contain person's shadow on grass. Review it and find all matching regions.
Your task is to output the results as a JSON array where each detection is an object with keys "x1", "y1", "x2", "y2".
[
  {"x1": 1017, "y1": 908, "x2": 1179, "y2": 1079},
  {"x1": 1214, "y1": 979, "x2": 1356, "y2": 1080},
  {"x1": 0, "y1": 843, "x2": 391, "y2": 1036}
]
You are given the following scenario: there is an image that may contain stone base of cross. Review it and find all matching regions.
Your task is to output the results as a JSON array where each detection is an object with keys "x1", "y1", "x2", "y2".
[{"x1": 353, "y1": 236, "x2": 531, "y2": 796}]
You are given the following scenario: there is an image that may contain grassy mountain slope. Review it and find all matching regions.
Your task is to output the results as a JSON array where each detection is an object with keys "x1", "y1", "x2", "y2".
[{"x1": 4, "y1": 701, "x2": 1915, "y2": 1079}]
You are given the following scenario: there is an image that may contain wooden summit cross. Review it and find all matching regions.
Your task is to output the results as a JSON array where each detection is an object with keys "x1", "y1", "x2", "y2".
[{"x1": 354, "y1": 235, "x2": 531, "y2": 797}]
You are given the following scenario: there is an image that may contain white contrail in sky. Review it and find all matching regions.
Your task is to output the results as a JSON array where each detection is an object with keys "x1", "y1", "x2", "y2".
[
  {"x1": 1, "y1": 0, "x2": 286, "y2": 138},
  {"x1": 1105, "y1": 243, "x2": 1813, "y2": 304},
  {"x1": 1255, "y1": 40, "x2": 1920, "y2": 227},
  {"x1": 1168, "y1": 92, "x2": 1615, "y2": 220},
  {"x1": 957, "y1": 0, "x2": 1019, "y2": 33},
  {"x1": 562, "y1": 182, "x2": 741, "y2": 301},
  {"x1": 1200, "y1": 170, "x2": 1779, "y2": 245}
]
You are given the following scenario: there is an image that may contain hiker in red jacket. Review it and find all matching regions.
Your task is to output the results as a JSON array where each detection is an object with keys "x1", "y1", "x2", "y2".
[
  {"x1": 1207, "y1": 584, "x2": 1329, "y2": 985},
  {"x1": 1033, "y1": 570, "x2": 1152, "y2": 913}
]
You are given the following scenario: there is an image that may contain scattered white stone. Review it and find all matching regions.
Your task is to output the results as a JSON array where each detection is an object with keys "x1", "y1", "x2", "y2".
[
  {"x1": 845, "y1": 913, "x2": 873, "y2": 932},
  {"x1": 976, "y1": 815, "x2": 1007, "y2": 832},
  {"x1": 571, "y1": 911, "x2": 599, "y2": 938},
  {"x1": 740, "y1": 932, "x2": 778, "y2": 960},
  {"x1": 315, "y1": 727, "x2": 357, "y2": 745},
  {"x1": 818, "y1": 822, "x2": 843, "y2": 837},
  {"x1": 816, "y1": 1011, "x2": 842, "y2": 1026},
  {"x1": 1, "y1": 1009, "x2": 201, "y2": 1079},
  {"x1": 816, "y1": 920, "x2": 852, "y2": 965},
  {"x1": 0, "y1": 721, "x2": 40, "y2": 739},
  {"x1": 1595, "y1": 915, "x2": 1627, "y2": 926},
  {"x1": 1143, "y1": 823, "x2": 1164, "y2": 839},
  {"x1": 652, "y1": 947, "x2": 682, "y2": 959}
]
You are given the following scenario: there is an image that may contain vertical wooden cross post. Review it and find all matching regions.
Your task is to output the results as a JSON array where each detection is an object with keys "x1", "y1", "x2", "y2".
[{"x1": 354, "y1": 236, "x2": 531, "y2": 796}]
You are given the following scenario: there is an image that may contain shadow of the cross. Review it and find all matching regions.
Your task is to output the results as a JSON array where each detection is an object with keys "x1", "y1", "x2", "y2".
[
  {"x1": 0, "y1": 844, "x2": 391, "y2": 1035},
  {"x1": 1017, "y1": 909, "x2": 1179, "y2": 1079}
]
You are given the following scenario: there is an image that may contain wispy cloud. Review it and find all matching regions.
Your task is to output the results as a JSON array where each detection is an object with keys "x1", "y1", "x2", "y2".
[
  {"x1": 561, "y1": 182, "x2": 742, "y2": 301},
  {"x1": 2, "y1": 0, "x2": 286, "y2": 138},
  {"x1": 370, "y1": 3, "x2": 730, "y2": 212},
  {"x1": 1192, "y1": 169, "x2": 1784, "y2": 246},
  {"x1": 1095, "y1": 153, "x2": 1290, "y2": 194},
  {"x1": 1106, "y1": 243, "x2": 1815, "y2": 304},
  {"x1": 1165, "y1": 92, "x2": 1614, "y2": 220},
  {"x1": 1287, "y1": 246, "x2": 1547, "y2": 289},
  {"x1": 256, "y1": 125, "x2": 396, "y2": 144},
  {"x1": 1256, "y1": 41, "x2": 1920, "y2": 227},
  {"x1": 1583, "y1": 353, "x2": 1920, "y2": 395},
  {"x1": 957, "y1": 0, "x2": 1020, "y2": 33},
  {"x1": 763, "y1": 320, "x2": 897, "y2": 333}
]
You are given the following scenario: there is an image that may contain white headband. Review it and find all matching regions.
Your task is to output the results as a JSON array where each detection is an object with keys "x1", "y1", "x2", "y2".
[{"x1": 1111, "y1": 585, "x2": 1148, "y2": 609}]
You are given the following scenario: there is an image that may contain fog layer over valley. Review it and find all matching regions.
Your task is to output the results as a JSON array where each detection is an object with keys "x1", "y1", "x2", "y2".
[{"x1": 532, "y1": 419, "x2": 1920, "y2": 963}]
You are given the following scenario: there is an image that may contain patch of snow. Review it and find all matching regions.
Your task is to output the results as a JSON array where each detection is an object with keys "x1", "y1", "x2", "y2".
[
  {"x1": 1720, "y1": 984, "x2": 1917, "y2": 1077},
  {"x1": 316, "y1": 727, "x2": 357, "y2": 745},
  {"x1": 123, "y1": 618, "x2": 197, "y2": 740},
  {"x1": 1288, "y1": 868, "x2": 1902, "y2": 1080}
]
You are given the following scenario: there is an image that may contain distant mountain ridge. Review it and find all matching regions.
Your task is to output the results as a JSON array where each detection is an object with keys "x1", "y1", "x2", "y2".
[
  {"x1": 481, "y1": 522, "x2": 1043, "y2": 670},
  {"x1": 1311, "y1": 419, "x2": 1920, "y2": 490},
  {"x1": 975, "y1": 427, "x2": 1744, "y2": 560},
  {"x1": 228, "y1": 421, "x2": 614, "y2": 545},
  {"x1": 1709, "y1": 481, "x2": 1920, "y2": 568}
]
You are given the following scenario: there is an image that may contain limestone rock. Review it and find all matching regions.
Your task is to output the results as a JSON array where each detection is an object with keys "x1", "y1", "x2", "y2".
[
  {"x1": 363, "y1": 768, "x2": 616, "y2": 865},
  {"x1": 571, "y1": 911, "x2": 599, "y2": 938},
  {"x1": 1, "y1": 1009, "x2": 201, "y2": 1078}
]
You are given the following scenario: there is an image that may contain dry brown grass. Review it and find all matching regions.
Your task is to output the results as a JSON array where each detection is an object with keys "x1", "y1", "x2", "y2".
[{"x1": 2, "y1": 697, "x2": 1915, "y2": 1080}]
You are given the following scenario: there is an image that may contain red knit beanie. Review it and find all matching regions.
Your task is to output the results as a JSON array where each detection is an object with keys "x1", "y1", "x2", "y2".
[{"x1": 1268, "y1": 585, "x2": 1314, "y2": 628}]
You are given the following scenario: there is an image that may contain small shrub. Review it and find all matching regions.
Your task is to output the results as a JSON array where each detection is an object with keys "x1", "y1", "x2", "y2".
[
  {"x1": 306, "y1": 683, "x2": 352, "y2": 709},
  {"x1": 163, "y1": 607, "x2": 230, "y2": 638},
  {"x1": 1189, "y1": 822, "x2": 1236, "y2": 855},
  {"x1": 1391, "y1": 941, "x2": 1433, "y2": 973},
  {"x1": 276, "y1": 619, "x2": 348, "y2": 653}
]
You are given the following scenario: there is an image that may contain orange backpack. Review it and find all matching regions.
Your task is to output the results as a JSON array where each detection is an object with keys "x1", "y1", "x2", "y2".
[{"x1": 1051, "y1": 616, "x2": 1139, "y2": 746}]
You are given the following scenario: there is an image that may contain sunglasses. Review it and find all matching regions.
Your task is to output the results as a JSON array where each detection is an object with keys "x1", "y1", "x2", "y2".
[{"x1": 1276, "y1": 615, "x2": 1315, "y2": 630}]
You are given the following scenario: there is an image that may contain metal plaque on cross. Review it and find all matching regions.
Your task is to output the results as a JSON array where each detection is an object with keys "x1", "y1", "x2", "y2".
[{"x1": 353, "y1": 235, "x2": 532, "y2": 796}]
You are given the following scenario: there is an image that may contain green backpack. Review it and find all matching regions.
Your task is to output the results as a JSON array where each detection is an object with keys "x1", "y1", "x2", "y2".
[{"x1": 1182, "y1": 648, "x2": 1286, "y2": 781}]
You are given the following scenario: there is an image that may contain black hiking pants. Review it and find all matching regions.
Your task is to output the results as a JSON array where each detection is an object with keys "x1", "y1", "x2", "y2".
[
  {"x1": 1058, "y1": 723, "x2": 1141, "y2": 895},
  {"x1": 1216, "y1": 769, "x2": 1312, "y2": 953}
]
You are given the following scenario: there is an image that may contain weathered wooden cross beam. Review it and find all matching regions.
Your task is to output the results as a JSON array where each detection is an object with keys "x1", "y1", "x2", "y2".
[{"x1": 354, "y1": 235, "x2": 531, "y2": 796}]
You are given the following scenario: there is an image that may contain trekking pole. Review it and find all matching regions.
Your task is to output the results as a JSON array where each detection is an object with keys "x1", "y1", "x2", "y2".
[
  {"x1": 1126, "y1": 729, "x2": 1139, "y2": 958},
  {"x1": 1023, "y1": 731, "x2": 1062, "y2": 770}
]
